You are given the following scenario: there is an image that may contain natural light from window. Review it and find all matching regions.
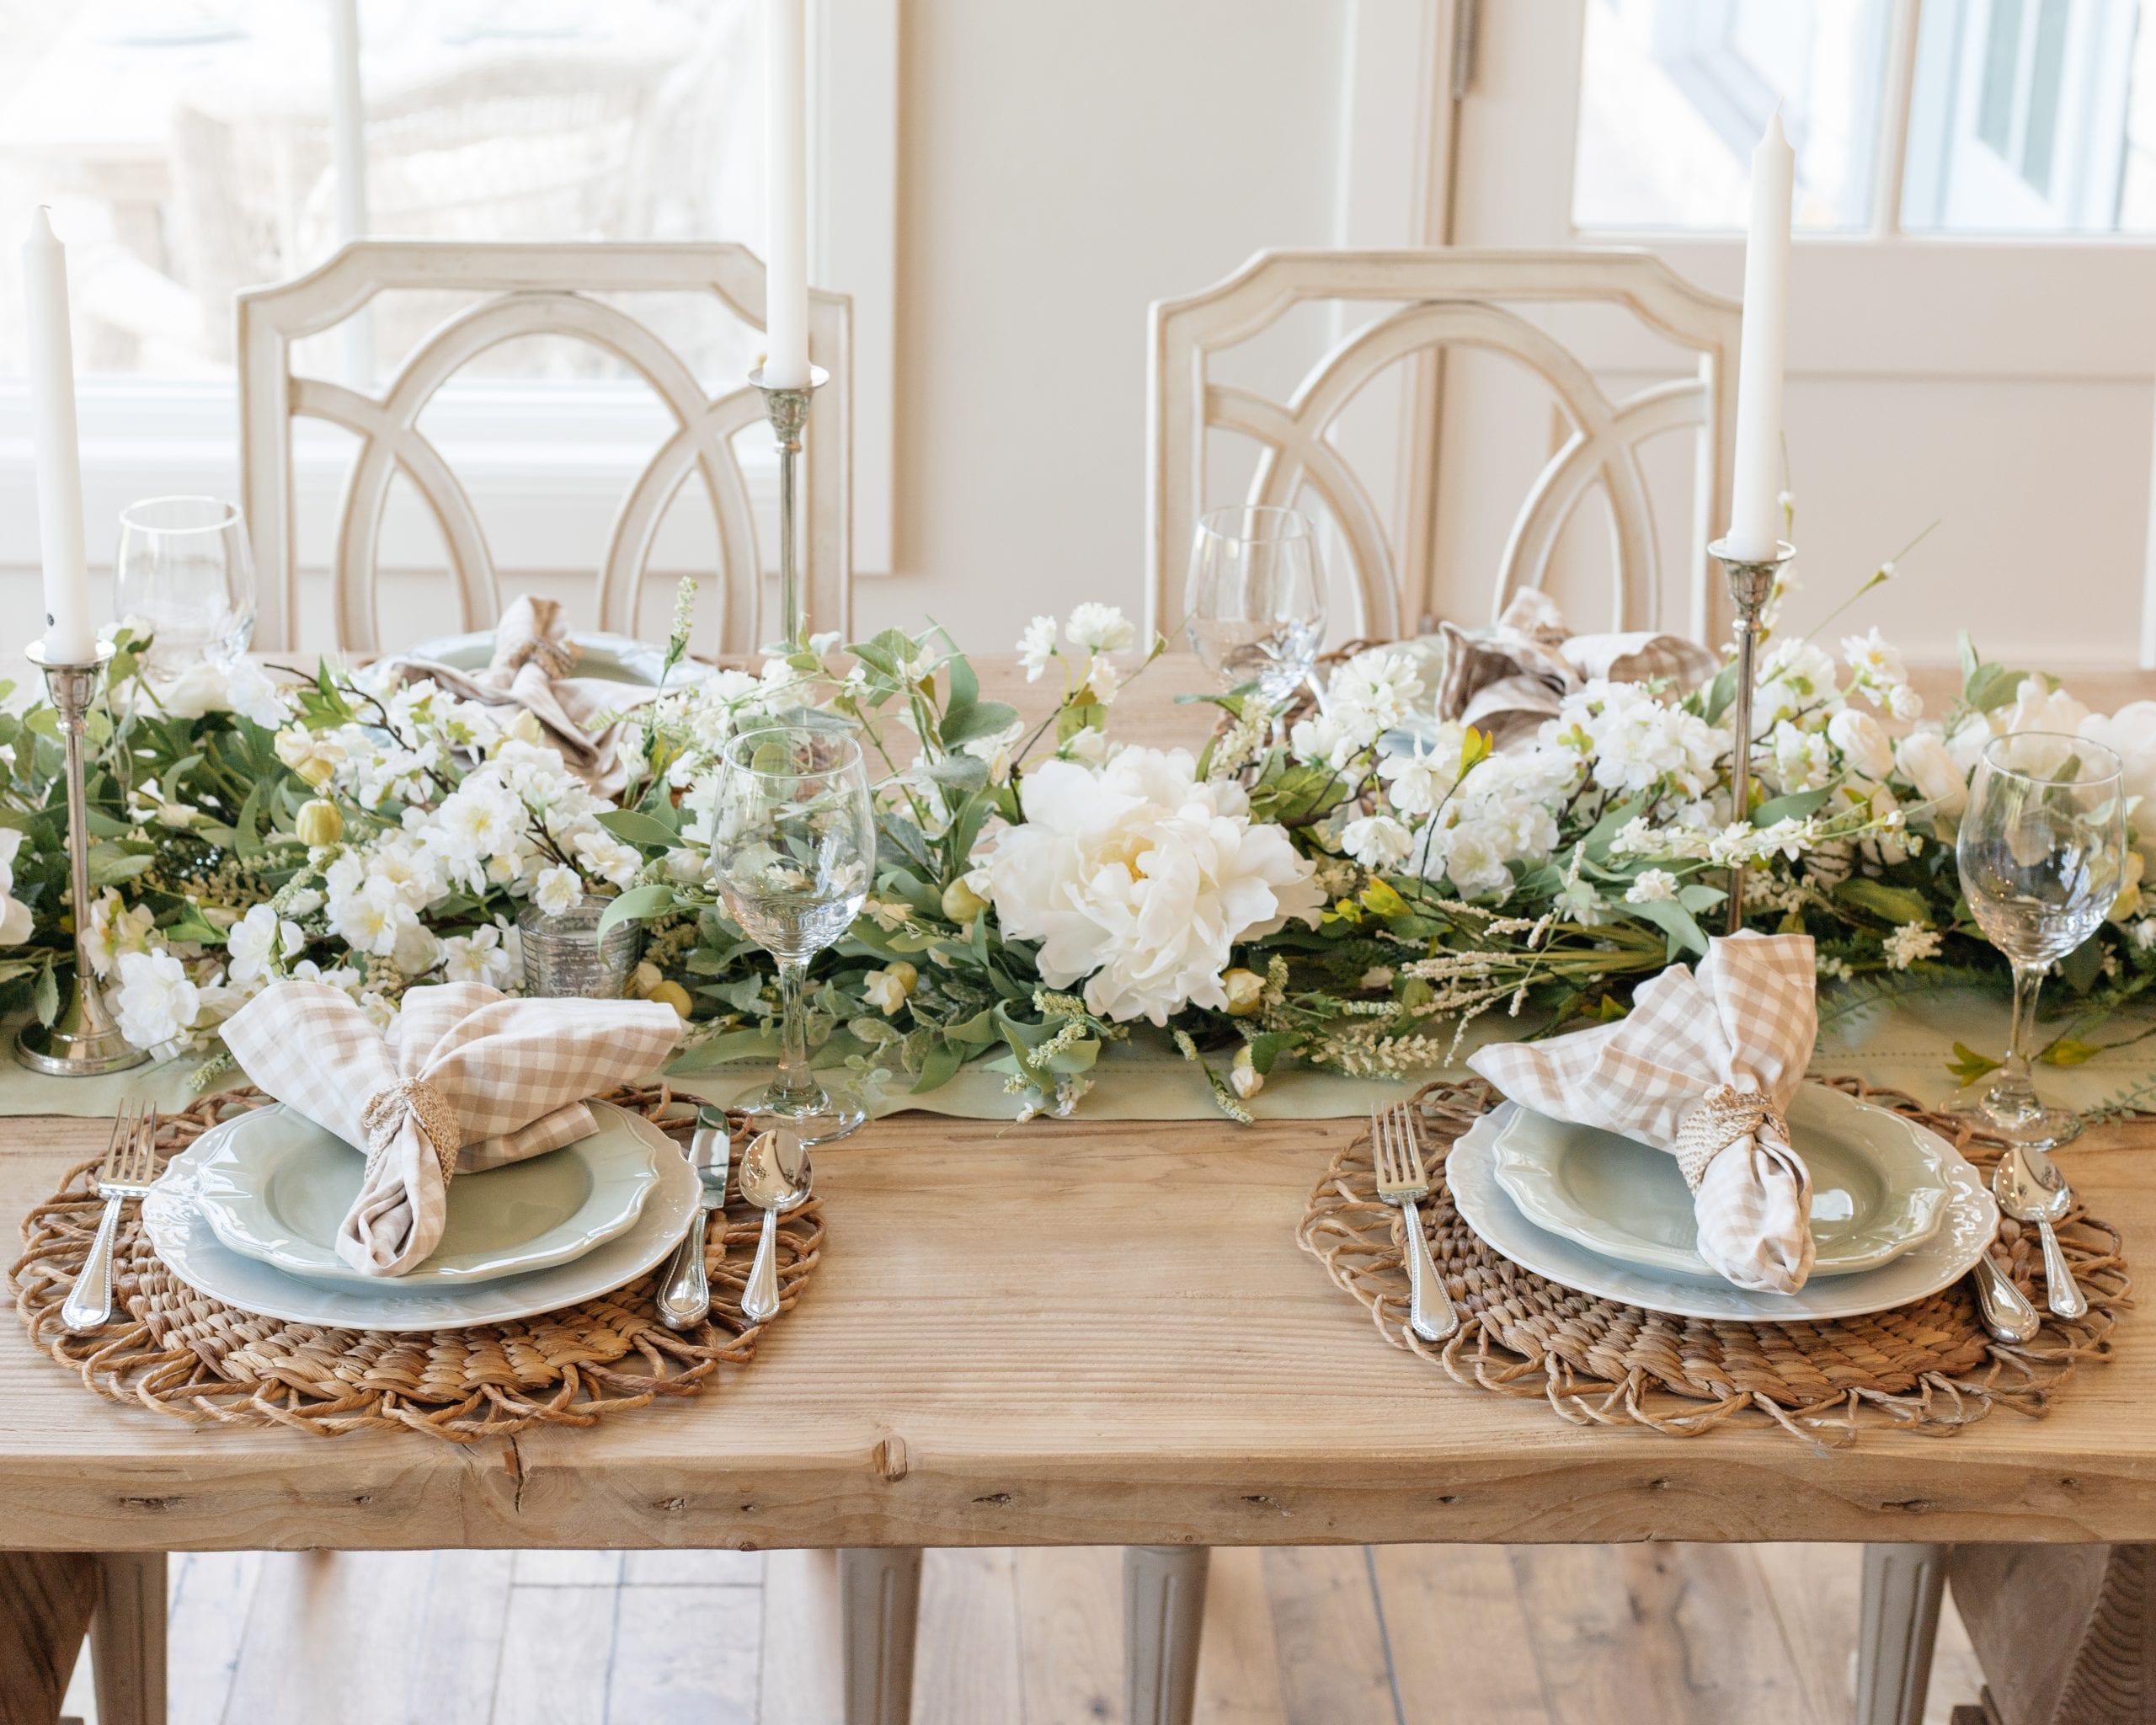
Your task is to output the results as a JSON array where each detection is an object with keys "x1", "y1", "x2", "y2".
[{"x1": 1575, "y1": 0, "x2": 2156, "y2": 235}]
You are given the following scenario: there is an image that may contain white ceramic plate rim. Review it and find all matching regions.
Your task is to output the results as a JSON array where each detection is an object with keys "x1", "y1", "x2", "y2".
[
  {"x1": 1452, "y1": 1101, "x2": 2000, "y2": 1322},
  {"x1": 188, "y1": 1101, "x2": 664, "y2": 1288},
  {"x1": 1489, "y1": 1086, "x2": 1951, "y2": 1279},
  {"x1": 141, "y1": 1112, "x2": 702, "y2": 1332}
]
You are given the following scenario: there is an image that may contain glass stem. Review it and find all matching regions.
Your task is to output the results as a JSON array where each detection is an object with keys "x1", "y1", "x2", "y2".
[
  {"x1": 775, "y1": 957, "x2": 817, "y2": 1106},
  {"x1": 1992, "y1": 959, "x2": 2046, "y2": 1112}
]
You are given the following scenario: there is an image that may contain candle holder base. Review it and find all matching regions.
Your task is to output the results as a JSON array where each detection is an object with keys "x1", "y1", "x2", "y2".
[{"x1": 15, "y1": 1001, "x2": 147, "y2": 1076}]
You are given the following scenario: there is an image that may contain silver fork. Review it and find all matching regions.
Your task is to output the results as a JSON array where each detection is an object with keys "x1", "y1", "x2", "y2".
[
  {"x1": 62, "y1": 1100, "x2": 157, "y2": 1334},
  {"x1": 1372, "y1": 1101, "x2": 1458, "y2": 1343}
]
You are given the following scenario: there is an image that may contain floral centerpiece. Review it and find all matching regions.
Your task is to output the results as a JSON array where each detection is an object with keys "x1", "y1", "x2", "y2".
[{"x1": 1, "y1": 576, "x2": 2150, "y2": 1120}]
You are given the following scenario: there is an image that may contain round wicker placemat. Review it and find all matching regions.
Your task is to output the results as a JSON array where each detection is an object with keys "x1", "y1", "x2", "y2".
[
  {"x1": 1298, "y1": 1077, "x2": 2130, "y2": 1445},
  {"x1": 8, "y1": 1084, "x2": 823, "y2": 1442}
]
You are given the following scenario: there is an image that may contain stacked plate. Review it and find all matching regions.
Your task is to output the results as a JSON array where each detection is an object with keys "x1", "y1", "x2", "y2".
[
  {"x1": 141, "y1": 1103, "x2": 702, "y2": 1332},
  {"x1": 1447, "y1": 1085, "x2": 2000, "y2": 1321}
]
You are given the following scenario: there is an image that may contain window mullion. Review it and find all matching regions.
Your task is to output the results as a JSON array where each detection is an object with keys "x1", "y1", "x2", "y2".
[{"x1": 1873, "y1": 0, "x2": 1926, "y2": 239}]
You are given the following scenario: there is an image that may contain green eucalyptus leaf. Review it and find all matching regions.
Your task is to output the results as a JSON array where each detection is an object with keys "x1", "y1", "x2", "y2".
[
  {"x1": 595, "y1": 808, "x2": 683, "y2": 850},
  {"x1": 595, "y1": 883, "x2": 679, "y2": 936}
]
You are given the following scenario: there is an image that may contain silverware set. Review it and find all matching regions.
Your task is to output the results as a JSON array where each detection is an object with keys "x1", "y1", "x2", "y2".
[
  {"x1": 1965, "y1": 1138, "x2": 2085, "y2": 1343},
  {"x1": 62, "y1": 1098, "x2": 157, "y2": 1333},
  {"x1": 657, "y1": 1105, "x2": 734, "y2": 1332},
  {"x1": 1370, "y1": 1100, "x2": 1459, "y2": 1344},
  {"x1": 656, "y1": 1108, "x2": 816, "y2": 1332}
]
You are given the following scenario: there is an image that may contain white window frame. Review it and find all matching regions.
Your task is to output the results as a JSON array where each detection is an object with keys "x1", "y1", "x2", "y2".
[{"x1": 0, "y1": 0, "x2": 897, "y2": 584}]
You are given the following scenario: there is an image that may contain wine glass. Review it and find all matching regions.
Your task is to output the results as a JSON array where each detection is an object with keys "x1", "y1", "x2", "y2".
[
  {"x1": 114, "y1": 496, "x2": 256, "y2": 677},
  {"x1": 1185, "y1": 505, "x2": 1326, "y2": 711},
  {"x1": 1956, "y1": 730, "x2": 2127, "y2": 1146},
  {"x1": 711, "y1": 722, "x2": 877, "y2": 1142}
]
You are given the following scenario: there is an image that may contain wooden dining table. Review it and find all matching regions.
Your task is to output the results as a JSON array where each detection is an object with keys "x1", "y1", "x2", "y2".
[{"x1": 4, "y1": 654, "x2": 2155, "y2": 1725}]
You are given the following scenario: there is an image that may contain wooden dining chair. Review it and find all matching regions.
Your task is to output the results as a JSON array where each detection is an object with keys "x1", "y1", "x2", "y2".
[
  {"x1": 236, "y1": 239, "x2": 852, "y2": 655},
  {"x1": 1145, "y1": 246, "x2": 1741, "y2": 644}
]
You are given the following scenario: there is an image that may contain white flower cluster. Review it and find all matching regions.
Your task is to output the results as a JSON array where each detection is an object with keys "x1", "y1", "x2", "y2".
[
  {"x1": 1289, "y1": 646, "x2": 1430, "y2": 772},
  {"x1": 1013, "y1": 605, "x2": 1145, "y2": 763},
  {"x1": 982, "y1": 745, "x2": 1323, "y2": 1025}
]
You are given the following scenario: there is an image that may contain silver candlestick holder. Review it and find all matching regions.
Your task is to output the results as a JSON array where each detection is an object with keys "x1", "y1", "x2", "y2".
[
  {"x1": 15, "y1": 640, "x2": 147, "y2": 1076},
  {"x1": 749, "y1": 362, "x2": 828, "y2": 650},
  {"x1": 1709, "y1": 537, "x2": 1796, "y2": 936}
]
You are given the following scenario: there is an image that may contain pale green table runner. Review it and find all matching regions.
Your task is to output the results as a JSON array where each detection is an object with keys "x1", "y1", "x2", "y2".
[{"x1": 3, "y1": 992, "x2": 2145, "y2": 1126}]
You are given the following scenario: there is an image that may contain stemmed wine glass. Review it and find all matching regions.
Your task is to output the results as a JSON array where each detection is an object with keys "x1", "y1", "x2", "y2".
[
  {"x1": 1956, "y1": 730, "x2": 2127, "y2": 1147},
  {"x1": 1185, "y1": 505, "x2": 1326, "y2": 715},
  {"x1": 711, "y1": 722, "x2": 877, "y2": 1143},
  {"x1": 114, "y1": 496, "x2": 256, "y2": 676}
]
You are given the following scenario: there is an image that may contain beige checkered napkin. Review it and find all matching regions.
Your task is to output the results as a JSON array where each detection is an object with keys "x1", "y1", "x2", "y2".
[
  {"x1": 1468, "y1": 932, "x2": 1820, "y2": 1294},
  {"x1": 222, "y1": 980, "x2": 682, "y2": 1278}
]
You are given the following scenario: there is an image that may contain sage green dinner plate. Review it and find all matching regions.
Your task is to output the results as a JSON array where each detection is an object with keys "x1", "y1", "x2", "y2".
[
  {"x1": 189, "y1": 1101, "x2": 664, "y2": 1289},
  {"x1": 1491, "y1": 1082, "x2": 1951, "y2": 1280}
]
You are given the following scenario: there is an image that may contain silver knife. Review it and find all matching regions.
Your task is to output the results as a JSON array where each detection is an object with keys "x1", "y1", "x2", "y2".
[{"x1": 658, "y1": 1105, "x2": 732, "y2": 1331}]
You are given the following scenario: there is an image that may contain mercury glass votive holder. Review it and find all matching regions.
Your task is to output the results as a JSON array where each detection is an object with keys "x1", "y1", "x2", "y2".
[{"x1": 518, "y1": 898, "x2": 644, "y2": 999}]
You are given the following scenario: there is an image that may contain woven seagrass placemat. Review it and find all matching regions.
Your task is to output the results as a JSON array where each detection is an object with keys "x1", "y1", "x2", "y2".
[
  {"x1": 8, "y1": 1084, "x2": 822, "y2": 1442},
  {"x1": 1298, "y1": 1077, "x2": 2130, "y2": 1445}
]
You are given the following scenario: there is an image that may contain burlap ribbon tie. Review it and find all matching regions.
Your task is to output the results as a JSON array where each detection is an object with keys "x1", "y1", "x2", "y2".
[
  {"x1": 360, "y1": 1077, "x2": 462, "y2": 1188},
  {"x1": 1673, "y1": 1084, "x2": 1790, "y2": 1192}
]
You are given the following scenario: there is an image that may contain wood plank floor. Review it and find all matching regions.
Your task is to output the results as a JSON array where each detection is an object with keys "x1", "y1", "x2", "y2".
[{"x1": 60, "y1": 1542, "x2": 1987, "y2": 1724}]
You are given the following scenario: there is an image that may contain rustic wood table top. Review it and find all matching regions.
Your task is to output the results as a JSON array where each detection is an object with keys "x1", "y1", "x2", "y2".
[{"x1": 4, "y1": 653, "x2": 2154, "y2": 1557}]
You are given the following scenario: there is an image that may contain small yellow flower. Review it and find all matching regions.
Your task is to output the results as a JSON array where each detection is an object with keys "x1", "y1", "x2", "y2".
[
  {"x1": 1221, "y1": 967, "x2": 1264, "y2": 1017},
  {"x1": 294, "y1": 799, "x2": 344, "y2": 846},
  {"x1": 863, "y1": 961, "x2": 919, "y2": 1015},
  {"x1": 941, "y1": 875, "x2": 989, "y2": 924}
]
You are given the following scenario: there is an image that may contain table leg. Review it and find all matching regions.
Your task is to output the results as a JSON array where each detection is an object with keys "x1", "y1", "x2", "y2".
[
  {"x1": 1124, "y1": 1543, "x2": 1210, "y2": 1725},
  {"x1": 1857, "y1": 1543, "x2": 1948, "y2": 1725},
  {"x1": 840, "y1": 1546, "x2": 921, "y2": 1725},
  {"x1": 0, "y1": 1551, "x2": 99, "y2": 1725},
  {"x1": 89, "y1": 1552, "x2": 166, "y2": 1725},
  {"x1": 1948, "y1": 1542, "x2": 2156, "y2": 1725}
]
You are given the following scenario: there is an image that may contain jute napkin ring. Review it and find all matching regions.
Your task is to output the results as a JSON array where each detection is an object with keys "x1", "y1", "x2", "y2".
[
  {"x1": 360, "y1": 1077, "x2": 462, "y2": 1185},
  {"x1": 1672, "y1": 1084, "x2": 1790, "y2": 1192}
]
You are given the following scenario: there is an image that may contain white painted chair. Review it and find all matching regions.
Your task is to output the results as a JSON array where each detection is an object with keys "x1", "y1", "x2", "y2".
[
  {"x1": 1145, "y1": 247, "x2": 1741, "y2": 643},
  {"x1": 236, "y1": 240, "x2": 851, "y2": 654}
]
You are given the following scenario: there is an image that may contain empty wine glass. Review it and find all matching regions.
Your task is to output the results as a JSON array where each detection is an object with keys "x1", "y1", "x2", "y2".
[
  {"x1": 1185, "y1": 505, "x2": 1326, "y2": 711},
  {"x1": 114, "y1": 496, "x2": 256, "y2": 676},
  {"x1": 712, "y1": 722, "x2": 877, "y2": 1142},
  {"x1": 1956, "y1": 730, "x2": 2127, "y2": 1146}
]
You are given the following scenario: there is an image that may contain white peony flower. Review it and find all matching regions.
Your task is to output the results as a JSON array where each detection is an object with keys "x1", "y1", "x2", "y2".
[
  {"x1": 1017, "y1": 615, "x2": 1058, "y2": 681},
  {"x1": 1893, "y1": 729, "x2": 1969, "y2": 821},
  {"x1": 1065, "y1": 602, "x2": 1136, "y2": 654},
  {"x1": 114, "y1": 949, "x2": 200, "y2": 1049},
  {"x1": 534, "y1": 865, "x2": 584, "y2": 917},
  {"x1": 1342, "y1": 813, "x2": 1413, "y2": 870},
  {"x1": 2081, "y1": 702, "x2": 2156, "y2": 857},
  {"x1": 1827, "y1": 708, "x2": 1895, "y2": 781},
  {"x1": 983, "y1": 746, "x2": 1322, "y2": 1025}
]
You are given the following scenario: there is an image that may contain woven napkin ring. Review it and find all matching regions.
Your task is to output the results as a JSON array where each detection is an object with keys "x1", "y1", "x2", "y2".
[
  {"x1": 1672, "y1": 1084, "x2": 1789, "y2": 1191},
  {"x1": 360, "y1": 1078, "x2": 462, "y2": 1185}
]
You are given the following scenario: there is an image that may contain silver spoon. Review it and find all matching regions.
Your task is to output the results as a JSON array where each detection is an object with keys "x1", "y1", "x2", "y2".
[
  {"x1": 739, "y1": 1129, "x2": 808, "y2": 1324},
  {"x1": 1993, "y1": 1144, "x2": 2086, "y2": 1320}
]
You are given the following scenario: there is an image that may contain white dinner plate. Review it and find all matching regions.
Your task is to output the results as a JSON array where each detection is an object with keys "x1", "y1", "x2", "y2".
[
  {"x1": 1491, "y1": 1084, "x2": 1951, "y2": 1279},
  {"x1": 141, "y1": 1114, "x2": 702, "y2": 1332},
  {"x1": 188, "y1": 1102, "x2": 666, "y2": 1288},
  {"x1": 1451, "y1": 1101, "x2": 1999, "y2": 1323},
  {"x1": 403, "y1": 629, "x2": 712, "y2": 689}
]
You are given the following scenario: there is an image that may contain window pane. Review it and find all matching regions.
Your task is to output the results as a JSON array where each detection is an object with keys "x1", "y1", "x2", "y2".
[
  {"x1": 1573, "y1": 0, "x2": 1894, "y2": 232},
  {"x1": 1903, "y1": 0, "x2": 2156, "y2": 232},
  {"x1": 0, "y1": 0, "x2": 764, "y2": 380}
]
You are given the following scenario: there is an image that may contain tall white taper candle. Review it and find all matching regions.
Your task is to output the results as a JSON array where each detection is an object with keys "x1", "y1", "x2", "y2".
[
  {"x1": 1725, "y1": 112, "x2": 1794, "y2": 563},
  {"x1": 763, "y1": 0, "x2": 811, "y2": 387},
  {"x1": 21, "y1": 208, "x2": 95, "y2": 663}
]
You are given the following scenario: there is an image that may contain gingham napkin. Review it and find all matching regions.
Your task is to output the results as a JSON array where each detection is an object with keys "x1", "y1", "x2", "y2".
[
  {"x1": 1438, "y1": 589, "x2": 1721, "y2": 747},
  {"x1": 1468, "y1": 932, "x2": 1819, "y2": 1293},
  {"x1": 222, "y1": 980, "x2": 681, "y2": 1277},
  {"x1": 384, "y1": 595, "x2": 660, "y2": 795}
]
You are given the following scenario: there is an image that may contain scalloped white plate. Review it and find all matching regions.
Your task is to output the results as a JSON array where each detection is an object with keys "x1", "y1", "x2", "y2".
[
  {"x1": 1452, "y1": 1101, "x2": 1999, "y2": 1322},
  {"x1": 141, "y1": 1112, "x2": 702, "y2": 1332},
  {"x1": 188, "y1": 1102, "x2": 664, "y2": 1288},
  {"x1": 1491, "y1": 1084, "x2": 1951, "y2": 1279}
]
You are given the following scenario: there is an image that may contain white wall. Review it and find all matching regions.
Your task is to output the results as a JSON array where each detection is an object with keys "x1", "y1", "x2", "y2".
[{"x1": 857, "y1": 0, "x2": 1355, "y2": 650}]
